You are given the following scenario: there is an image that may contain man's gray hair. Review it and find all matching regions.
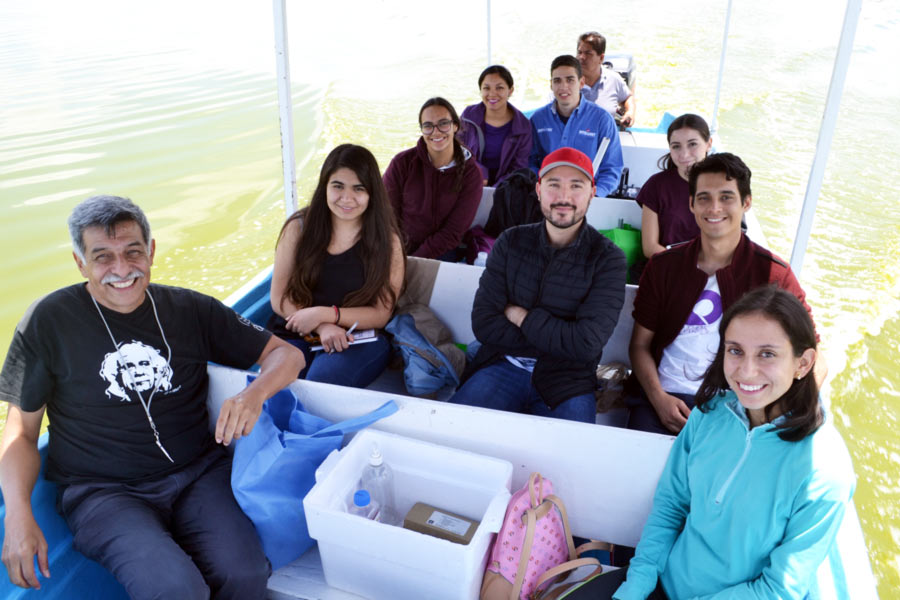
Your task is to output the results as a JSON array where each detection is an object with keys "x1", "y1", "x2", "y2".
[{"x1": 68, "y1": 195, "x2": 152, "y2": 261}]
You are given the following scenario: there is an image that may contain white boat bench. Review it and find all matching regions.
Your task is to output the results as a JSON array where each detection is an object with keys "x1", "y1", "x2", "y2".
[{"x1": 206, "y1": 365, "x2": 674, "y2": 600}]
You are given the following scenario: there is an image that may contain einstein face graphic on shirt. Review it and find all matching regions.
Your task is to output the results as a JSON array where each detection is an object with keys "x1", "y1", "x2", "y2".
[{"x1": 99, "y1": 340, "x2": 173, "y2": 401}]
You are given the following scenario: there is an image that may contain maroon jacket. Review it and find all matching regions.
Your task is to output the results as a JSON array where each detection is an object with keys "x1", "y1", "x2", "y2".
[
  {"x1": 633, "y1": 233, "x2": 815, "y2": 366},
  {"x1": 383, "y1": 138, "x2": 483, "y2": 259}
]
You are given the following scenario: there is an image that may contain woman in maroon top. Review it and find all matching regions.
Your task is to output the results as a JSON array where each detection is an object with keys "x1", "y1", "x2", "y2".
[
  {"x1": 268, "y1": 144, "x2": 405, "y2": 387},
  {"x1": 637, "y1": 114, "x2": 712, "y2": 258},
  {"x1": 384, "y1": 97, "x2": 484, "y2": 261}
]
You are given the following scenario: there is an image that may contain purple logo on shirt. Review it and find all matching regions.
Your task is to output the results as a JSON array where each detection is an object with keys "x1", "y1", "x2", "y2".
[{"x1": 685, "y1": 290, "x2": 723, "y2": 326}]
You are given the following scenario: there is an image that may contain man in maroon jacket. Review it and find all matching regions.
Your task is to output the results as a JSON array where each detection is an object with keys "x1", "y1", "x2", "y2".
[{"x1": 627, "y1": 153, "x2": 826, "y2": 435}]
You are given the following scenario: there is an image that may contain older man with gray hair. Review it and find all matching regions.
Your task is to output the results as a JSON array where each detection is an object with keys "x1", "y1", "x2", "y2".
[
  {"x1": 577, "y1": 31, "x2": 636, "y2": 127},
  {"x1": 0, "y1": 195, "x2": 304, "y2": 599}
]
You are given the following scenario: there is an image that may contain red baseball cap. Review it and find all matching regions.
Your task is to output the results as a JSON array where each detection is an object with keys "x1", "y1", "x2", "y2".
[{"x1": 539, "y1": 147, "x2": 594, "y2": 183}]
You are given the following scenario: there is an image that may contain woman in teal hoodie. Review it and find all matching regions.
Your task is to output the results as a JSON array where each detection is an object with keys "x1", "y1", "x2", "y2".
[{"x1": 613, "y1": 286, "x2": 855, "y2": 599}]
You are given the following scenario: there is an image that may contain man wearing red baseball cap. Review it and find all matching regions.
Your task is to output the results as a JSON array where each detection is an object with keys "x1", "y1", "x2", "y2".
[{"x1": 450, "y1": 148, "x2": 626, "y2": 422}]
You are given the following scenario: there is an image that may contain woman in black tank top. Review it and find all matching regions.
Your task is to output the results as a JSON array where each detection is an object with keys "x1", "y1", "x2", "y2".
[{"x1": 268, "y1": 144, "x2": 406, "y2": 387}]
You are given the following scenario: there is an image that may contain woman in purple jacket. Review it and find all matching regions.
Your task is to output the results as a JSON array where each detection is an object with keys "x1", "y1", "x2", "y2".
[
  {"x1": 460, "y1": 65, "x2": 532, "y2": 186},
  {"x1": 384, "y1": 97, "x2": 483, "y2": 261}
]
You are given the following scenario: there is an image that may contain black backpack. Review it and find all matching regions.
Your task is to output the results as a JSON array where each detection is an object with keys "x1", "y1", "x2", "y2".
[{"x1": 484, "y1": 168, "x2": 542, "y2": 238}]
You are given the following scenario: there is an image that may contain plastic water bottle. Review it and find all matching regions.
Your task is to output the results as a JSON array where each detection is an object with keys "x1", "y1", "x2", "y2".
[
  {"x1": 474, "y1": 251, "x2": 488, "y2": 267},
  {"x1": 348, "y1": 489, "x2": 381, "y2": 521},
  {"x1": 360, "y1": 444, "x2": 399, "y2": 526}
]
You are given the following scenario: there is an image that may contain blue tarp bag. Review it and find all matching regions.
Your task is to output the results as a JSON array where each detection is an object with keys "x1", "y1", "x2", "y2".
[
  {"x1": 231, "y1": 377, "x2": 398, "y2": 570},
  {"x1": 385, "y1": 313, "x2": 460, "y2": 396}
]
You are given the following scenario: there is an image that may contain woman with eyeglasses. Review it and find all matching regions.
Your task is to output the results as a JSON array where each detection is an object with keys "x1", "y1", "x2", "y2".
[
  {"x1": 384, "y1": 97, "x2": 484, "y2": 261},
  {"x1": 460, "y1": 65, "x2": 532, "y2": 186}
]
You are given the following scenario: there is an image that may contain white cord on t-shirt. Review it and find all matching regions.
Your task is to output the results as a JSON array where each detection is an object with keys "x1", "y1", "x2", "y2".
[{"x1": 91, "y1": 290, "x2": 175, "y2": 463}]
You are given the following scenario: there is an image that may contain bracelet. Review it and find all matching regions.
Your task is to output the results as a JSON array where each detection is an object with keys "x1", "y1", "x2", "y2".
[{"x1": 332, "y1": 305, "x2": 340, "y2": 325}]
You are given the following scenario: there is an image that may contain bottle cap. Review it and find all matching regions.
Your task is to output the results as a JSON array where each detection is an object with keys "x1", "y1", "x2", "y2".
[
  {"x1": 354, "y1": 490, "x2": 371, "y2": 507},
  {"x1": 369, "y1": 443, "x2": 383, "y2": 466}
]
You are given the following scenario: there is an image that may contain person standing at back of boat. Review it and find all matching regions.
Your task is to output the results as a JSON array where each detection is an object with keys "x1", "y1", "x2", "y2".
[
  {"x1": 459, "y1": 65, "x2": 533, "y2": 186},
  {"x1": 626, "y1": 153, "x2": 827, "y2": 435},
  {"x1": 611, "y1": 286, "x2": 854, "y2": 600},
  {"x1": 637, "y1": 113, "x2": 712, "y2": 259},
  {"x1": 577, "y1": 31, "x2": 636, "y2": 127},
  {"x1": 268, "y1": 144, "x2": 406, "y2": 388},
  {"x1": 450, "y1": 147, "x2": 626, "y2": 423},
  {"x1": 384, "y1": 97, "x2": 484, "y2": 261},
  {"x1": 529, "y1": 55, "x2": 624, "y2": 199},
  {"x1": 0, "y1": 195, "x2": 304, "y2": 599}
]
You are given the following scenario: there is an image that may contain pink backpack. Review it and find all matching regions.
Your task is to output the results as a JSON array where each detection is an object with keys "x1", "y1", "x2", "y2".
[{"x1": 480, "y1": 473, "x2": 577, "y2": 600}]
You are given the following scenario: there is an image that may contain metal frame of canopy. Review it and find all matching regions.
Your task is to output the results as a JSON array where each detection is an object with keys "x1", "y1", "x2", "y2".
[{"x1": 269, "y1": 0, "x2": 862, "y2": 277}]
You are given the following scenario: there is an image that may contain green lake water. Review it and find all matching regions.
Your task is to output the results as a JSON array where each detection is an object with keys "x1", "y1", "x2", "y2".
[{"x1": 1, "y1": 0, "x2": 897, "y2": 595}]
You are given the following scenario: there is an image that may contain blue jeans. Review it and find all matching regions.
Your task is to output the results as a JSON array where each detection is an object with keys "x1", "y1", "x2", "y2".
[
  {"x1": 60, "y1": 446, "x2": 269, "y2": 600},
  {"x1": 450, "y1": 360, "x2": 596, "y2": 423},
  {"x1": 288, "y1": 333, "x2": 391, "y2": 388}
]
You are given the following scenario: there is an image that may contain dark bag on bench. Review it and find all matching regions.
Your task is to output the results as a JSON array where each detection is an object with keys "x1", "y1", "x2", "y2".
[{"x1": 484, "y1": 168, "x2": 542, "y2": 238}]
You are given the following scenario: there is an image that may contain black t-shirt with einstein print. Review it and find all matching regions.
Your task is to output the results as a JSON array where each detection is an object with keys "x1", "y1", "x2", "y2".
[{"x1": 0, "y1": 283, "x2": 271, "y2": 484}]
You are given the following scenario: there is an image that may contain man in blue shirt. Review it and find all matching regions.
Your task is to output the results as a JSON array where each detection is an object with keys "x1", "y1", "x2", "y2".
[{"x1": 529, "y1": 54, "x2": 624, "y2": 198}]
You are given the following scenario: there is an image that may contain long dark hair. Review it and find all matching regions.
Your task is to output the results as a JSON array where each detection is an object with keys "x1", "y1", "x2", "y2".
[
  {"x1": 279, "y1": 144, "x2": 404, "y2": 311},
  {"x1": 695, "y1": 286, "x2": 822, "y2": 441},
  {"x1": 419, "y1": 97, "x2": 467, "y2": 192},
  {"x1": 657, "y1": 113, "x2": 711, "y2": 171}
]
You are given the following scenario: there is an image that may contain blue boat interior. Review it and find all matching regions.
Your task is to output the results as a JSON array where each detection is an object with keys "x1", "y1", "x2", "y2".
[{"x1": 0, "y1": 435, "x2": 129, "y2": 599}]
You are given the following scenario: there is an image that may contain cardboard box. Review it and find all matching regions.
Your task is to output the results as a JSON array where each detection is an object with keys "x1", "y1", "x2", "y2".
[{"x1": 403, "y1": 502, "x2": 478, "y2": 545}]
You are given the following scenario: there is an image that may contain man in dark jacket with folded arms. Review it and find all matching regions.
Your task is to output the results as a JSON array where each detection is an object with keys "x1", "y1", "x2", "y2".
[{"x1": 450, "y1": 147, "x2": 626, "y2": 423}]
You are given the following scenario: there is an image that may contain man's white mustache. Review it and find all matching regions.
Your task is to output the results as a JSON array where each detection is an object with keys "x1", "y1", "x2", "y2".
[{"x1": 101, "y1": 270, "x2": 145, "y2": 284}]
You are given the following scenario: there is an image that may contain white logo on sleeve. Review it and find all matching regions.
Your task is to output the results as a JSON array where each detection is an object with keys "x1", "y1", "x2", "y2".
[
  {"x1": 99, "y1": 341, "x2": 173, "y2": 402},
  {"x1": 237, "y1": 314, "x2": 265, "y2": 332}
]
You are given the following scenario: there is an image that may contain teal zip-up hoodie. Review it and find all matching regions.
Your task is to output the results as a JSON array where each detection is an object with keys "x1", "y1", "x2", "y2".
[{"x1": 614, "y1": 392, "x2": 855, "y2": 599}]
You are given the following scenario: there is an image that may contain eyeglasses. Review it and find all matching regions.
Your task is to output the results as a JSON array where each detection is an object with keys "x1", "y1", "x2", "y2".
[{"x1": 420, "y1": 119, "x2": 454, "y2": 135}]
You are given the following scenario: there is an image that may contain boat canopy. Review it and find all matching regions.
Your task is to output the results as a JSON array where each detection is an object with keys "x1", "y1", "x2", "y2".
[{"x1": 269, "y1": 0, "x2": 862, "y2": 276}]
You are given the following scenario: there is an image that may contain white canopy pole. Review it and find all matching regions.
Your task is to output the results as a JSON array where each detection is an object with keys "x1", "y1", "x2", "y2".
[
  {"x1": 272, "y1": 0, "x2": 297, "y2": 217},
  {"x1": 486, "y1": 0, "x2": 492, "y2": 66},
  {"x1": 790, "y1": 0, "x2": 862, "y2": 275},
  {"x1": 709, "y1": 0, "x2": 733, "y2": 136}
]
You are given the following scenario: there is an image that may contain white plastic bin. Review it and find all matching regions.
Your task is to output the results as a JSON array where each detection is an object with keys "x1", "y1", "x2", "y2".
[{"x1": 304, "y1": 429, "x2": 513, "y2": 600}]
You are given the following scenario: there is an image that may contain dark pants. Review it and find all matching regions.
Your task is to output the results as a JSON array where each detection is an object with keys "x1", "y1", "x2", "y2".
[
  {"x1": 564, "y1": 567, "x2": 668, "y2": 599},
  {"x1": 288, "y1": 333, "x2": 391, "y2": 388},
  {"x1": 625, "y1": 387, "x2": 696, "y2": 435},
  {"x1": 434, "y1": 247, "x2": 463, "y2": 263},
  {"x1": 450, "y1": 359, "x2": 597, "y2": 423},
  {"x1": 60, "y1": 445, "x2": 269, "y2": 600}
]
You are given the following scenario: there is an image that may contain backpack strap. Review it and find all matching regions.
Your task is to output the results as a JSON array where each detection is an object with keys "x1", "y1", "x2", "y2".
[
  {"x1": 393, "y1": 341, "x2": 446, "y2": 369},
  {"x1": 544, "y1": 495, "x2": 577, "y2": 560},
  {"x1": 510, "y1": 505, "x2": 539, "y2": 600},
  {"x1": 532, "y1": 557, "x2": 603, "y2": 599},
  {"x1": 461, "y1": 117, "x2": 485, "y2": 161},
  {"x1": 527, "y1": 472, "x2": 544, "y2": 508},
  {"x1": 575, "y1": 540, "x2": 613, "y2": 555}
]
